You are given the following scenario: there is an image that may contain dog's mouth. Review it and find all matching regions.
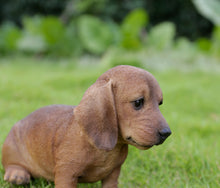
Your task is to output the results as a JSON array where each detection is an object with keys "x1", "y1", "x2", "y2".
[{"x1": 126, "y1": 136, "x2": 153, "y2": 149}]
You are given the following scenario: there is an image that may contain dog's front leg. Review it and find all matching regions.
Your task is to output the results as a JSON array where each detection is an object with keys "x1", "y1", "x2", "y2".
[
  {"x1": 101, "y1": 166, "x2": 121, "y2": 188},
  {"x1": 54, "y1": 168, "x2": 78, "y2": 188}
]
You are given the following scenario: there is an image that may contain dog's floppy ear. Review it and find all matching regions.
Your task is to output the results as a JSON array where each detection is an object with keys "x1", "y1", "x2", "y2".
[{"x1": 74, "y1": 79, "x2": 118, "y2": 150}]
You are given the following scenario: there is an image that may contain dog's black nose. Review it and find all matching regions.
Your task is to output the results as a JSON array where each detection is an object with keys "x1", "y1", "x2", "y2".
[{"x1": 159, "y1": 127, "x2": 171, "y2": 140}]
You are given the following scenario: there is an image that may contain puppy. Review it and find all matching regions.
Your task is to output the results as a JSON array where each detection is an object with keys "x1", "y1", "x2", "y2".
[{"x1": 2, "y1": 65, "x2": 171, "y2": 188}]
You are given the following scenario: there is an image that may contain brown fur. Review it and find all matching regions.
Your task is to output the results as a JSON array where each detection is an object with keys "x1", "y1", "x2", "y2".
[{"x1": 2, "y1": 65, "x2": 171, "y2": 187}]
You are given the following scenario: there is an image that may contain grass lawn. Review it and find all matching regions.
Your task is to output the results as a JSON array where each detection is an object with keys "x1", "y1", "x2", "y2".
[{"x1": 0, "y1": 57, "x2": 219, "y2": 188}]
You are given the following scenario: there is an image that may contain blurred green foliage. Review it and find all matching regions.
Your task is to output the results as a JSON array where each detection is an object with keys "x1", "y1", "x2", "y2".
[
  {"x1": 211, "y1": 26, "x2": 220, "y2": 56},
  {"x1": 146, "y1": 22, "x2": 175, "y2": 50},
  {"x1": 193, "y1": 0, "x2": 220, "y2": 57},
  {"x1": 193, "y1": 0, "x2": 220, "y2": 26},
  {"x1": 120, "y1": 9, "x2": 148, "y2": 49},
  {"x1": 0, "y1": 0, "x2": 213, "y2": 40},
  {"x1": 16, "y1": 16, "x2": 82, "y2": 56},
  {"x1": 0, "y1": 6, "x2": 219, "y2": 59},
  {"x1": 0, "y1": 23, "x2": 21, "y2": 54},
  {"x1": 0, "y1": 0, "x2": 67, "y2": 25},
  {"x1": 77, "y1": 15, "x2": 114, "y2": 54},
  {"x1": 0, "y1": 9, "x2": 150, "y2": 56}
]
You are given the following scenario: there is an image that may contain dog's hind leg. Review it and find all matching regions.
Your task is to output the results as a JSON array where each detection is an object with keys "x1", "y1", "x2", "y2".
[{"x1": 4, "y1": 165, "x2": 30, "y2": 185}]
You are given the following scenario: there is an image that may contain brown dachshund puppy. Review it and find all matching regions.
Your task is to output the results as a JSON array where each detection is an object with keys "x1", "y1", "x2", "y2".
[{"x1": 2, "y1": 65, "x2": 171, "y2": 188}]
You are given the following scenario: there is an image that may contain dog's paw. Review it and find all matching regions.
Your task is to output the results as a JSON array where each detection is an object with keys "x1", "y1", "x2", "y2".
[{"x1": 4, "y1": 165, "x2": 30, "y2": 185}]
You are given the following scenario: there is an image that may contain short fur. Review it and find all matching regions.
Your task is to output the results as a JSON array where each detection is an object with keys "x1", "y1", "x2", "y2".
[{"x1": 2, "y1": 65, "x2": 171, "y2": 188}]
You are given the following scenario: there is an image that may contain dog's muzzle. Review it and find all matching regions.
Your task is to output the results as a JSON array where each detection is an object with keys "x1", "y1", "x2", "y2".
[{"x1": 156, "y1": 127, "x2": 172, "y2": 145}]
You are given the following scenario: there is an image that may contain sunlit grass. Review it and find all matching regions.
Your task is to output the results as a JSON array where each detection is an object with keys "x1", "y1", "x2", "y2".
[{"x1": 0, "y1": 57, "x2": 219, "y2": 187}]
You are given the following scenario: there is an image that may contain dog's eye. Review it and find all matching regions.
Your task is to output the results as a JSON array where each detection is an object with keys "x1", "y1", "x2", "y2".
[
  {"x1": 159, "y1": 100, "x2": 163, "y2": 105},
  {"x1": 132, "y1": 98, "x2": 144, "y2": 110}
]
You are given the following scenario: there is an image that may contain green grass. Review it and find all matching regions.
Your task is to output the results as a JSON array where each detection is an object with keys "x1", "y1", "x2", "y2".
[{"x1": 0, "y1": 57, "x2": 220, "y2": 188}]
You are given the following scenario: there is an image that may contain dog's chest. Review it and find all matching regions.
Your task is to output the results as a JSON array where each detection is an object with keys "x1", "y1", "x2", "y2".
[{"x1": 78, "y1": 145, "x2": 128, "y2": 183}]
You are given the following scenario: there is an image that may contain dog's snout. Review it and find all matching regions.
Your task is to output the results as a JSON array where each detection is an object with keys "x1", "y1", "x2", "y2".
[
  {"x1": 156, "y1": 127, "x2": 171, "y2": 145},
  {"x1": 159, "y1": 127, "x2": 171, "y2": 140}
]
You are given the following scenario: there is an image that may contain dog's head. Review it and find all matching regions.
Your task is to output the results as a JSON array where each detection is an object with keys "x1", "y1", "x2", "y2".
[{"x1": 74, "y1": 65, "x2": 171, "y2": 150}]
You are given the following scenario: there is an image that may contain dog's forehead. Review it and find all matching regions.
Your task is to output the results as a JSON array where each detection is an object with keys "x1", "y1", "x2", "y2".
[
  {"x1": 99, "y1": 65, "x2": 162, "y2": 100},
  {"x1": 105, "y1": 66, "x2": 159, "y2": 86},
  {"x1": 101, "y1": 65, "x2": 150, "y2": 80}
]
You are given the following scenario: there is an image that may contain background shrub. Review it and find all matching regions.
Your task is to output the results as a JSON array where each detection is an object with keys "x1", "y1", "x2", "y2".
[
  {"x1": 77, "y1": 15, "x2": 114, "y2": 54},
  {"x1": 0, "y1": 23, "x2": 21, "y2": 54},
  {"x1": 0, "y1": 0, "x2": 68, "y2": 26},
  {"x1": 1, "y1": 0, "x2": 220, "y2": 58},
  {"x1": 0, "y1": 0, "x2": 213, "y2": 40}
]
